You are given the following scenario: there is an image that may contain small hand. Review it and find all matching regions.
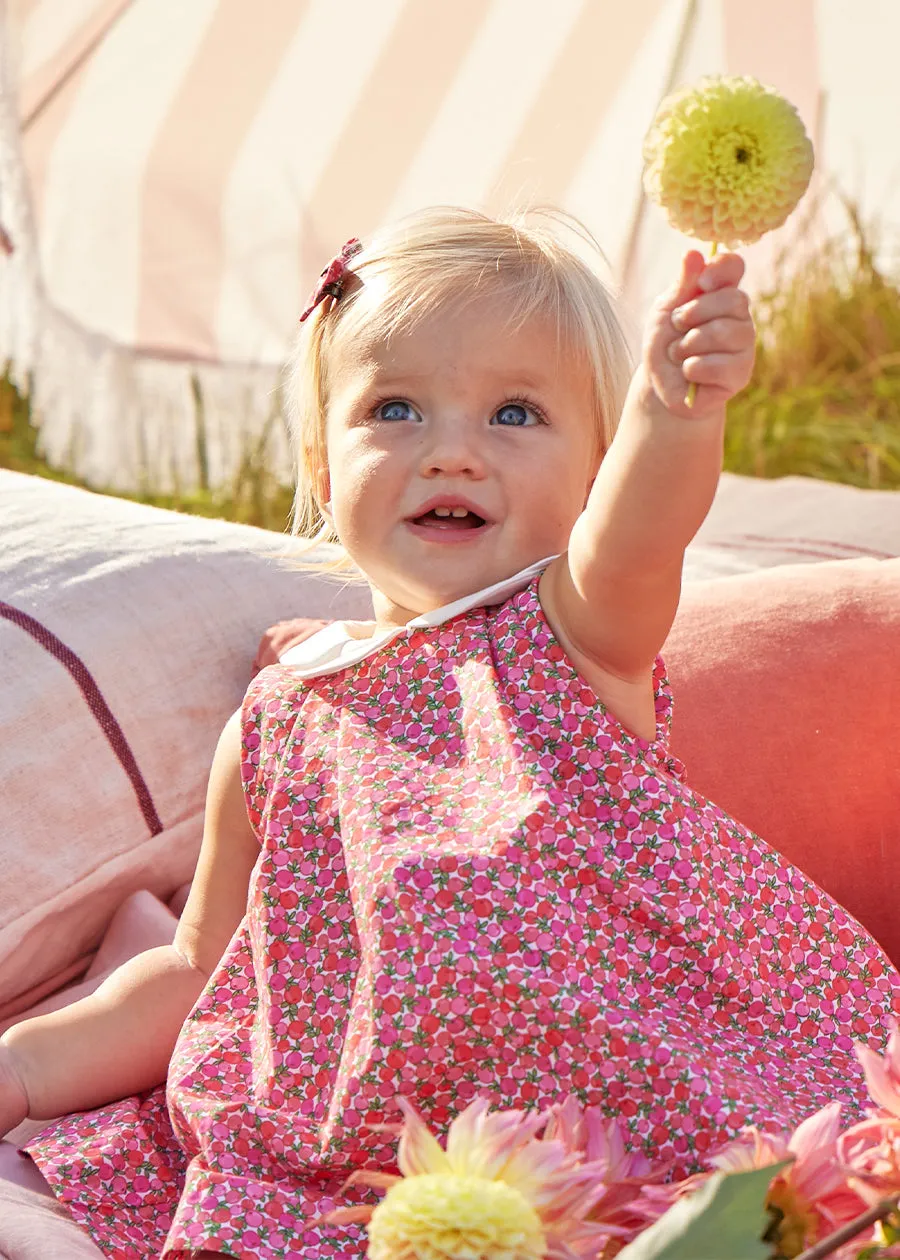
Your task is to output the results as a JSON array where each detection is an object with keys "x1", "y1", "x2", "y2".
[
  {"x1": 252, "y1": 618, "x2": 328, "y2": 675},
  {"x1": 644, "y1": 249, "x2": 756, "y2": 419}
]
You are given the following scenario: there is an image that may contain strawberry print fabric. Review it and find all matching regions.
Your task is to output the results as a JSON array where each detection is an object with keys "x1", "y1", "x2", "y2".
[{"x1": 25, "y1": 576, "x2": 900, "y2": 1257}]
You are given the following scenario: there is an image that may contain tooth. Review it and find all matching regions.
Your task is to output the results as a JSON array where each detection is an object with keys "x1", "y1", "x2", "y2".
[
  {"x1": 434, "y1": 506, "x2": 451, "y2": 517},
  {"x1": 451, "y1": 507, "x2": 469, "y2": 518}
]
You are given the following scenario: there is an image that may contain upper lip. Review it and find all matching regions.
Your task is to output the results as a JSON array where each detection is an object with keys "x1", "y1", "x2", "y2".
[{"x1": 407, "y1": 495, "x2": 493, "y2": 523}]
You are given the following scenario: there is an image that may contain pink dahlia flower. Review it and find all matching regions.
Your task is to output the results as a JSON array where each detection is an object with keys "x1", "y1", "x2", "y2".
[
  {"x1": 709, "y1": 1105, "x2": 867, "y2": 1256},
  {"x1": 321, "y1": 1096, "x2": 633, "y2": 1259}
]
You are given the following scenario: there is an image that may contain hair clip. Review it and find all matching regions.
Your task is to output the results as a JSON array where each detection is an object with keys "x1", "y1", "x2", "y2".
[{"x1": 299, "y1": 238, "x2": 363, "y2": 323}]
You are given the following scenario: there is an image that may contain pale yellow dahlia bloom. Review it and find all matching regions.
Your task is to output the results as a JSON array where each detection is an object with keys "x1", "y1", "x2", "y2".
[
  {"x1": 367, "y1": 1172, "x2": 545, "y2": 1260},
  {"x1": 325, "y1": 1098, "x2": 618, "y2": 1260},
  {"x1": 642, "y1": 75, "x2": 814, "y2": 248}
]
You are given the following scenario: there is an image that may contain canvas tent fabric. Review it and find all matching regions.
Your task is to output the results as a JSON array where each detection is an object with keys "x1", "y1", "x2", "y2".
[{"x1": 0, "y1": 0, "x2": 894, "y2": 491}]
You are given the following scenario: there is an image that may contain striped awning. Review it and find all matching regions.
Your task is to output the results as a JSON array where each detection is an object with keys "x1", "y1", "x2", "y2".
[{"x1": 0, "y1": 0, "x2": 894, "y2": 491}]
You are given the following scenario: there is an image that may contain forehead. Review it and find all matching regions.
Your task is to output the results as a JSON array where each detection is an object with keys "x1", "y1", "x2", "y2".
[{"x1": 326, "y1": 289, "x2": 588, "y2": 396}]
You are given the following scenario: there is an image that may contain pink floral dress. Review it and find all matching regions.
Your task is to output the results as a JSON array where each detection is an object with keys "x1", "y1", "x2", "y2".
[{"x1": 26, "y1": 564, "x2": 900, "y2": 1258}]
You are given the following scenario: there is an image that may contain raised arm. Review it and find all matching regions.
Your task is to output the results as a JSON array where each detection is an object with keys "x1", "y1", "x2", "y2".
[
  {"x1": 541, "y1": 250, "x2": 754, "y2": 735},
  {"x1": 0, "y1": 710, "x2": 259, "y2": 1133}
]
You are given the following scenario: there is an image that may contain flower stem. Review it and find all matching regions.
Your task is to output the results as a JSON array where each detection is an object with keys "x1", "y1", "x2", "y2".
[
  {"x1": 793, "y1": 1195, "x2": 900, "y2": 1260},
  {"x1": 684, "y1": 240, "x2": 719, "y2": 408}
]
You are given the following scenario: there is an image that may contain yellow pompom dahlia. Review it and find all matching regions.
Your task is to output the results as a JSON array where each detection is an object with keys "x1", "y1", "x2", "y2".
[
  {"x1": 642, "y1": 75, "x2": 814, "y2": 248},
  {"x1": 322, "y1": 1097, "x2": 619, "y2": 1259},
  {"x1": 367, "y1": 1172, "x2": 545, "y2": 1260}
]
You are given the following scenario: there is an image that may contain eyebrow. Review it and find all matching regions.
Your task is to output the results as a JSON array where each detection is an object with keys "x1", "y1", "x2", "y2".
[{"x1": 362, "y1": 367, "x2": 556, "y2": 392}]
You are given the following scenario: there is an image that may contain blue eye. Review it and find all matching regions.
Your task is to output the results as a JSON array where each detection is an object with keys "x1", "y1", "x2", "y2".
[
  {"x1": 377, "y1": 400, "x2": 419, "y2": 422},
  {"x1": 492, "y1": 402, "x2": 538, "y2": 427}
]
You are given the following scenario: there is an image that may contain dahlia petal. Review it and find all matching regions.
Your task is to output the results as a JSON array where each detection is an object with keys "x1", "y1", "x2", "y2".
[
  {"x1": 840, "y1": 1114, "x2": 900, "y2": 1202},
  {"x1": 448, "y1": 1103, "x2": 548, "y2": 1181},
  {"x1": 789, "y1": 1103, "x2": 842, "y2": 1167},
  {"x1": 495, "y1": 1143, "x2": 572, "y2": 1202},
  {"x1": 709, "y1": 1126, "x2": 789, "y2": 1174},
  {"x1": 856, "y1": 1043, "x2": 900, "y2": 1118},
  {"x1": 316, "y1": 1205, "x2": 376, "y2": 1226},
  {"x1": 443, "y1": 1096, "x2": 492, "y2": 1173},
  {"x1": 544, "y1": 1095, "x2": 586, "y2": 1154},
  {"x1": 537, "y1": 1166, "x2": 614, "y2": 1223},
  {"x1": 341, "y1": 1170, "x2": 403, "y2": 1193},
  {"x1": 396, "y1": 1096, "x2": 452, "y2": 1175},
  {"x1": 583, "y1": 1111, "x2": 630, "y2": 1175},
  {"x1": 885, "y1": 1024, "x2": 900, "y2": 1077}
]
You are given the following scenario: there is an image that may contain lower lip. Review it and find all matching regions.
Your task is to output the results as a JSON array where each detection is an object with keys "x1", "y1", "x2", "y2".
[{"x1": 405, "y1": 519, "x2": 492, "y2": 544}]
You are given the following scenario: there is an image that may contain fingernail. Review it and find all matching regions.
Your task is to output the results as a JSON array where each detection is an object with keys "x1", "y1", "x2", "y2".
[
  {"x1": 697, "y1": 270, "x2": 716, "y2": 291},
  {"x1": 671, "y1": 306, "x2": 688, "y2": 331}
]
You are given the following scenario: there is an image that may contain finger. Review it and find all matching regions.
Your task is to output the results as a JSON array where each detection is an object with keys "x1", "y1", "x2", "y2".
[
  {"x1": 658, "y1": 250, "x2": 706, "y2": 312},
  {"x1": 682, "y1": 352, "x2": 753, "y2": 388},
  {"x1": 696, "y1": 251, "x2": 745, "y2": 292},
  {"x1": 669, "y1": 317, "x2": 756, "y2": 363},
  {"x1": 671, "y1": 287, "x2": 751, "y2": 333}
]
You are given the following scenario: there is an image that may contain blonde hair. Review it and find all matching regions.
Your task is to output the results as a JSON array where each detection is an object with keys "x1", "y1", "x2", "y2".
[{"x1": 285, "y1": 206, "x2": 633, "y2": 568}]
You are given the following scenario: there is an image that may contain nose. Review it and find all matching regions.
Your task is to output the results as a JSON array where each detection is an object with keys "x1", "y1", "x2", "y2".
[{"x1": 418, "y1": 413, "x2": 487, "y2": 480}]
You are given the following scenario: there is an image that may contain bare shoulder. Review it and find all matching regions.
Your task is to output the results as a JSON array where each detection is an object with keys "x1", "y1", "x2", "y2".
[
  {"x1": 173, "y1": 711, "x2": 261, "y2": 979},
  {"x1": 538, "y1": 561, "x2": 657, "y2": 743}
]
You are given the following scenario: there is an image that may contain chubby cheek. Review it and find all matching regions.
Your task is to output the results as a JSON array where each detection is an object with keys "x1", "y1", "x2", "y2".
[
  {"x1": 522, "y1": 460, "x2": 593, "y2": 550},
  {"x1": 326, "y1": 443, "x2": 395, "y2": 550}
]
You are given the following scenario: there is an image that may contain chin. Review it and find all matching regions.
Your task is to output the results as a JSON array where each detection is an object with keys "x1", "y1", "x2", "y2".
[
  {"x1": 371, "y1": 547, "x2": 546, "y2": 621},
  {"x1": 408, "y1": 566, "x2": 512, "y2": 613}
]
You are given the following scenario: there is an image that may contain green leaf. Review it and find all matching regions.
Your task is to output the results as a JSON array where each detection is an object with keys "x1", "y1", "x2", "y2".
[{"x1": 615, "y1": 1162, "x2": 789, "y2": 1260}]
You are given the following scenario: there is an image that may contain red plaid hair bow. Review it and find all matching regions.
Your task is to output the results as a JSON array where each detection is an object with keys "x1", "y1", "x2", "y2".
[{"x1": 299, "y1": 238, "x2": 363, "y2": 322}]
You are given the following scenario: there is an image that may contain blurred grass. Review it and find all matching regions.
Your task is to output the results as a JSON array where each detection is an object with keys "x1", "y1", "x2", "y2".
[
  {"x1": 0, "y1": 372, "x2": 295, "y2": 531},
  {"x1": 724, "y1": 201, "x2": 900, "y2": 488},
  {"x1": 2, "y1": 202, "x2": 900, "y2": 526}
]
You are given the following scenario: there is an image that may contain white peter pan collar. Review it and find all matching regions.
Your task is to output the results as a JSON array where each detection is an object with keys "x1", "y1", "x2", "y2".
[{"x1": 279, "y1": 555, "x2": 557, "y2": 680}]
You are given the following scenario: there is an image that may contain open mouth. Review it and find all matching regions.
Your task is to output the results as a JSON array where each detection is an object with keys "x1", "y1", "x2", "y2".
[{"x1": 411, "y1": 507, "x2": 487, "y2": 531}]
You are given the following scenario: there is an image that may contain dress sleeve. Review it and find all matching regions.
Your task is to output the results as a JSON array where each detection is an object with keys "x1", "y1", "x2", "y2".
[
  {"x1": 652, "y1": 654, "x2": 686, "y2": 780},
  {"x1": 652, "y1": 654, "x2": 674, "y2": 745},
  {"x1": 239, "y1": 665, "x2": 305, "y2": 837}
]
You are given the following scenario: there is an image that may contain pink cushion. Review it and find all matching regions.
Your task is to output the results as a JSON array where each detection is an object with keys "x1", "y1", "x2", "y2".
[{"x1": 665, "y1": 557, "x2": 900, "y2": 964}]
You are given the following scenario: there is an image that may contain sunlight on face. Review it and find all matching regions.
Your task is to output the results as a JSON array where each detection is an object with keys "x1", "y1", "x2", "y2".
[{"x1": 322, "y1": 294, "x2": 601, "y2": 626}]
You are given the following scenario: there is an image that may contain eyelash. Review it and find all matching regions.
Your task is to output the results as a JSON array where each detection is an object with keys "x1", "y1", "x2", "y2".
[
  {"x1": 366, "y1": 394, "x2": 550, "y2": 425},
  {"x1": 367, "y1": 395, "x2": 414, "y2": 422},
  {"x1": 497, "y1": 393, "x2": 549, "y2": 427}
]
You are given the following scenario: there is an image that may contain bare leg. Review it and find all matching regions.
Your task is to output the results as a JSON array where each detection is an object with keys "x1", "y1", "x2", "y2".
[{"x1": 0, "y1": 892, "x2": 178, "y2": 1039}]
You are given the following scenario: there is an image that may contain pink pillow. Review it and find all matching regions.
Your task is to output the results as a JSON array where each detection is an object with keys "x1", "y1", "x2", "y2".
[{"x1": 665, "y1": 558, "x2": 900, "y2": 964}]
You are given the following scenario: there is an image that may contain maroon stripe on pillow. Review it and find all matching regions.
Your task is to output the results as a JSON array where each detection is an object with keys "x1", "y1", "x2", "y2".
[{"x1": 0, "y1": 601, "x2": 163, "y2": 835}]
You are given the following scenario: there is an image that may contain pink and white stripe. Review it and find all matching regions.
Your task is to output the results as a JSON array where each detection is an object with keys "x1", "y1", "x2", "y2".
[{"x1": 0, "y1": 0, "x2": 894, "y2": 491}]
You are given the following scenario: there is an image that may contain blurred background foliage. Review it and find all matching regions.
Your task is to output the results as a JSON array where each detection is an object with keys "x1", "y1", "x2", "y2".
[
  {"x1": 3, "y1": 203, "x2": 900, "y2": 534},
  {"x1": 723, "y1": 200, "x2": 900, "y2": 490}
]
